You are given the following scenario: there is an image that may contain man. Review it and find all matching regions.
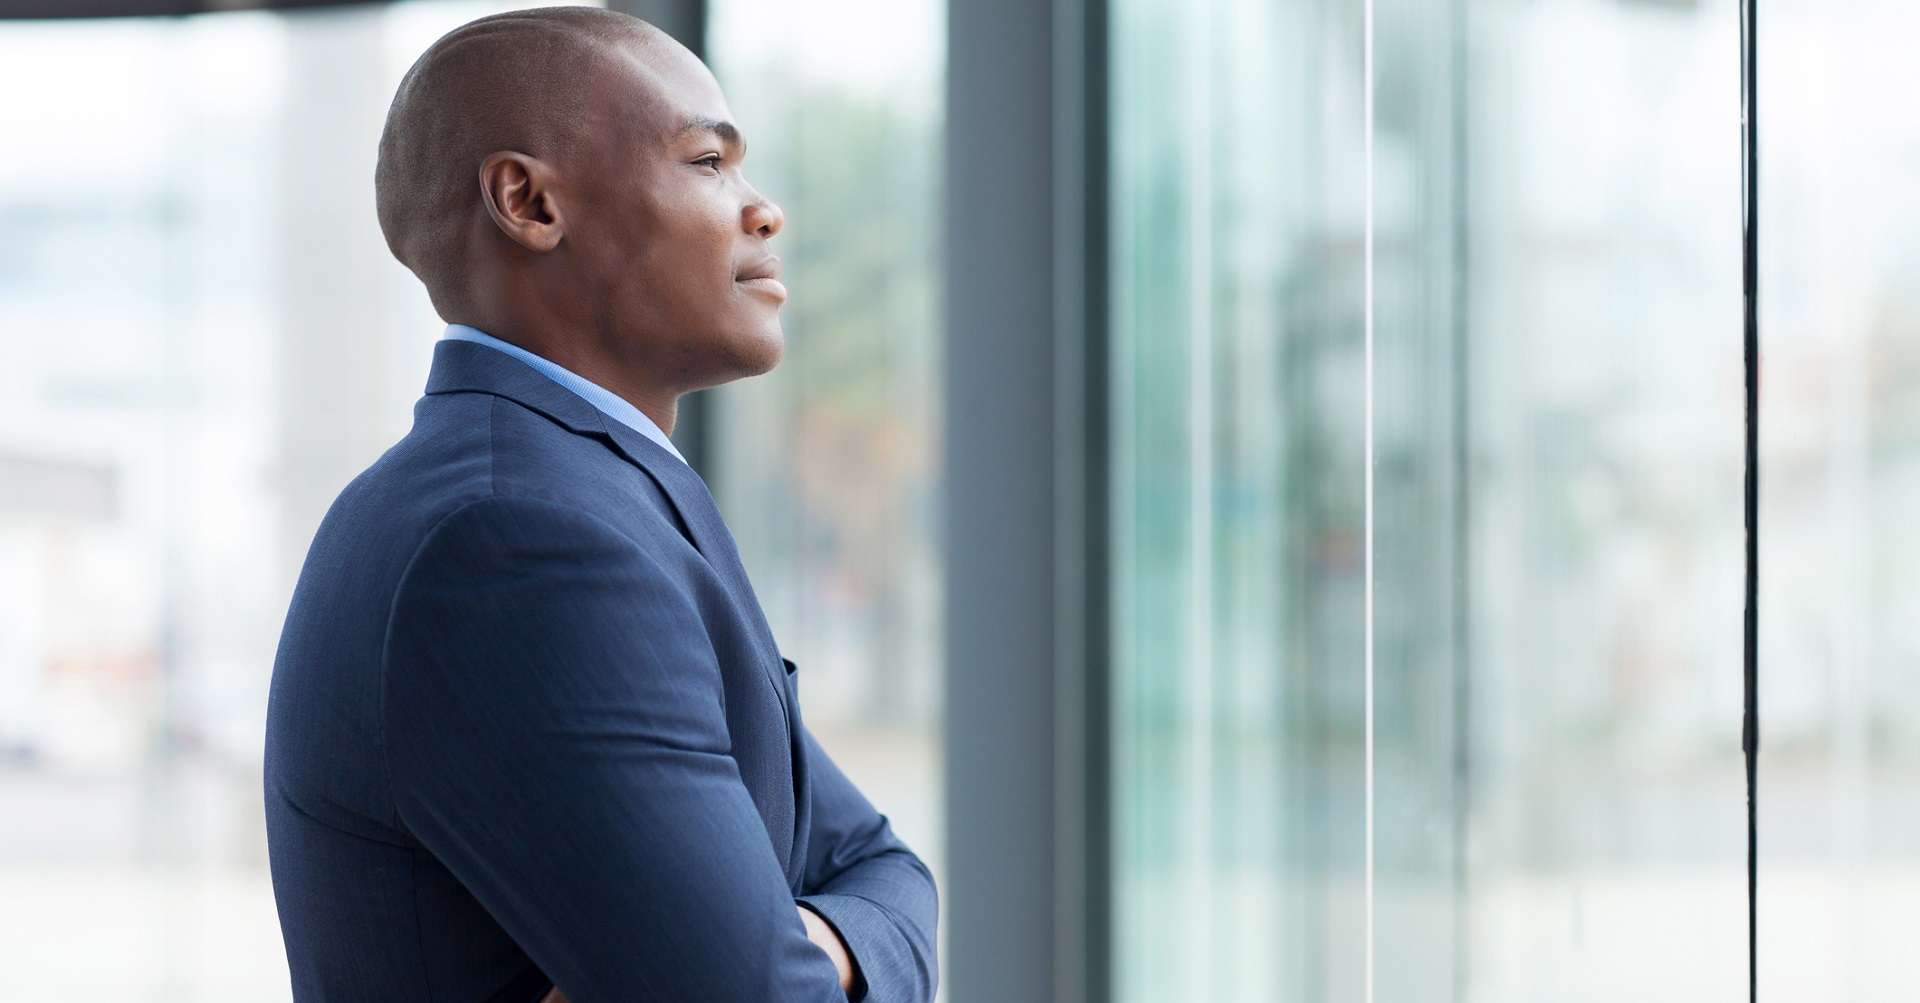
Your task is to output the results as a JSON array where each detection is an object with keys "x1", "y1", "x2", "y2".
[{"x1": 262, "y1": 8, "x2": 937, "y2": 1002}]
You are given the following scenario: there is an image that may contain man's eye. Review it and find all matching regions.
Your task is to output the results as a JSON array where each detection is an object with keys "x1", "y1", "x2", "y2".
[{"x1": 695, "y1": 155, "x2": 724, "y2": 172}]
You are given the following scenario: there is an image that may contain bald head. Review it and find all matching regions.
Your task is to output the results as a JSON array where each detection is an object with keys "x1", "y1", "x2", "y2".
[
  {"x1": 373, "y1": 6, "x2": 787, "y2": 428},
  {"x1": 375, "y1": 7, "x2": 667, "y2": 308}
]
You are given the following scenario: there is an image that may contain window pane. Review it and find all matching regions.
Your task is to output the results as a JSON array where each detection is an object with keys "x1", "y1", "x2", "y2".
[
  {"x1": 1113, "y1": 0, "x2": 1920, "y2": 1000},
  {"x1": 1110, "y1": 0, "x2": 1368, "y2": 998},
  {"x1": 1430, "y1": 2, "x2": 1749, "y2": 998},
  {"x1": 1756, "y1": 0, "x2": 1920, "y2": 997},
  {"x1": 1370, "y1": 0, "x2": 1469, "y2": 994}
]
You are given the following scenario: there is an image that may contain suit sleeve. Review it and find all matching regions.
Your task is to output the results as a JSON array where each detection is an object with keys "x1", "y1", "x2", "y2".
[
  {"x1": 794, "y1": 727, "x2": 939, "y2": 1003},
  {"x1": 382, "y1": 496, "x2": 846, "y2": 1003}
]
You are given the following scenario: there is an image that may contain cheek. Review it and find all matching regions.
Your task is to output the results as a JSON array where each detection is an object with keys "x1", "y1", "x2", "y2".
[
  {"x1": 650, "y1": 209, "x2": 739, "y2": 300},
  {"x1": 597, "y1": 179, "x2": 752, "y2": 321}
]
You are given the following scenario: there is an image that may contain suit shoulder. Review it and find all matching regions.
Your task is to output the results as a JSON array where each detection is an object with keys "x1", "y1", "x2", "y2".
[
  {"x1": 351, "y1": 390, "x2": 495, "y2": 489},
  {"x1": 316, "y1": 390, "x2": 689, "y2": 574}
]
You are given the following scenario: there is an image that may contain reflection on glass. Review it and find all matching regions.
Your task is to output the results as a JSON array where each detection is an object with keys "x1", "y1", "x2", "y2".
[
  {"x1": 1370, "y1": 0, "x2": 1469, "y2": 995},
  {"x1": 1755, "y1": 0, "x2": 1920, "y2": 997},
  {"x1": 1111, "y1": 0, "x2": 1368, "y2": 998},
  {"x1": 705, "y1": 0, "x2": 946, "y2": 890},
  {"x1": 1114, "y1": 0, "x2": 1920, "y2": 1000},
  {"x1": 1439, "y1": 2, "x2": 1750, "y2": 999}
]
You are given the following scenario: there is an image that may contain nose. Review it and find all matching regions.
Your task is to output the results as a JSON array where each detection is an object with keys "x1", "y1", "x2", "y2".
[{"x1": 743, "y1": 188, "x2": 784, "y2": 239}]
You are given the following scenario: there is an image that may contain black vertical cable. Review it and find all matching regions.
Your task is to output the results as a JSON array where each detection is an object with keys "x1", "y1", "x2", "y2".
[{"x1": 1739, "y1": 0, "x2": 1760, "y2": 1000}]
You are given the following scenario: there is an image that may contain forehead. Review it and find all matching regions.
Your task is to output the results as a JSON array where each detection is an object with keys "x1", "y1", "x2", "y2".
[{"x1": 593, "y1": 35, "x2": 735, "y2": 145}]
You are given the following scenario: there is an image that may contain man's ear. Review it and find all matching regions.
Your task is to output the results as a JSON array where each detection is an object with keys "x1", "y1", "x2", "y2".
[{"x1": 477, "y1": 151, "x2": 565, "y2": 253}]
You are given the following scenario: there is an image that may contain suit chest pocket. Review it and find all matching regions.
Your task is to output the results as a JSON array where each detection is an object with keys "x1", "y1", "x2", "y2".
[{"x1": 781, "y1": 657, "x2": 801, "y2": 701}]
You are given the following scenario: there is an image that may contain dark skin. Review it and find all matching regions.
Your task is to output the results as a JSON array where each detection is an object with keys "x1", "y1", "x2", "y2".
[
  {"x1": 455, "y1": 32, "x2": 788, "y2": 438},
  {"x1": 393, "y1": 21, "x2": 853, "y2": 1002}
]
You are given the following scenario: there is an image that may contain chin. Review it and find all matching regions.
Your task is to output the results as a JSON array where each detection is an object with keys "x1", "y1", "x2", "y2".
[{"x1": 711, "y1": 320, "x2": 786, "y2": 382}]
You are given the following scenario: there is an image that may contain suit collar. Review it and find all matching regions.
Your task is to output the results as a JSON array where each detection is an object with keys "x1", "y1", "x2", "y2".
[
  {"x1": 424, "y1": 338, "x2": 611, "y2": 439},
  {"x1": 423, "y1": 339, "x2": 729, "y2": 569}
]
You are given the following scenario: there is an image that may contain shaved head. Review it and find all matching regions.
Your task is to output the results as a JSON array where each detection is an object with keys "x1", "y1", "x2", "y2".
[
  {"x1": 373, "y1": 6, "x2": 786, "y2": 433},
  {"x1": 375, "y1": 7, "x2": 661, "y2": 308}
]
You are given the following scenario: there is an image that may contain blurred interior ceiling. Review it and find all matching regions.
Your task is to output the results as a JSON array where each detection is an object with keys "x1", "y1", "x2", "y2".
[
  {"x1": 0, "y1": 0, "x2": 696, "y2": 21},
  {"x1": 0, "y1": 0, "x2": 373, "y2": 16},
  {"x1": 0, "y1": 454, "x2": 116, "y2": 522}
]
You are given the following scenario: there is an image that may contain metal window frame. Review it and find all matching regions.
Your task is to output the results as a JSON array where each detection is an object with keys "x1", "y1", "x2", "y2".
[{"x1": 944, "y1": 0, "x2": 1109, "y2": 1000}]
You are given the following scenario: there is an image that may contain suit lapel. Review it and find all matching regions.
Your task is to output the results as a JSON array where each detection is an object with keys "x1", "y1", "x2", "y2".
[
  {"x1": 425, "y1": 339, "x2": 792, "y2": 713},
  {"x1": 599, "y1": 425, "x2": 783, "y2": 639},
  {"x1": 600, "y1": 421, "x2": 740, "y2": 581}
]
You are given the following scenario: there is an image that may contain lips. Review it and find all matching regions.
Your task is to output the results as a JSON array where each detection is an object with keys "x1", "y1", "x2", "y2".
[
  {"x1": 735, "y1": 255, "x2": 782, "y2": 282},
  {"x1": 735, "y1": 256, "x2": 787, "y2": 300}
]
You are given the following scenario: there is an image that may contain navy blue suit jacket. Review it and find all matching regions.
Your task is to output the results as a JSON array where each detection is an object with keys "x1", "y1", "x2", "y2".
[{"x1": 264, "y1": 340, "x2": 937, "y2": 1002}]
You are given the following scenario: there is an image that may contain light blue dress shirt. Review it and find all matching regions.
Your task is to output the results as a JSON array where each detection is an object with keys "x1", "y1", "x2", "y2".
[{"x1": 443, "y1": 324, "x2": 687, "y2": 466}]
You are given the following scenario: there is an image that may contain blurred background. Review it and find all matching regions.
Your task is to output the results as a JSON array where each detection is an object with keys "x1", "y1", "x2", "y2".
[{"x1": 0, "y1": 0, "x2": 1914, "y2": 1000}]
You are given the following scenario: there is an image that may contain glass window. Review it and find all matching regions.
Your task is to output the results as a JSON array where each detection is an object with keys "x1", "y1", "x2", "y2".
[
  {"x1": 1435, "y1": 2, "x2": 1749, "y2": 997},
  {"x1": 1754, "y1": 0, "x2": 1920, "y2": 997},
  {"x1": 1110, "y1": 0, "x2": 1368, "y2": 998},
  {"x1": 1110, "y1": 0, "x2": 1920, "y2": 999}
]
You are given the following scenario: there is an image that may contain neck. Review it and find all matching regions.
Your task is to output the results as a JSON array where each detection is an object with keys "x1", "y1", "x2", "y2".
[
  {"x1": 451, "y1": 273, "x2": 686, "y2": 434},
  {"x1": 449, "y1": 251, "x2": 702, "y2": 434},
  {"x1": 453, "y1": 316, "x2": 682, "y2": 436}
]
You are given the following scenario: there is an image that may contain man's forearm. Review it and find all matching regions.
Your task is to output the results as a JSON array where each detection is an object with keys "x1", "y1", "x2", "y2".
[{"x1": 540, "y1": 905, "x2": 854, "y2": 1003}]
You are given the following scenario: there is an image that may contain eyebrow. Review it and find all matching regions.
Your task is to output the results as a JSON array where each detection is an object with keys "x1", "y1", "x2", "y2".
[{"x1": 673, "y1": 115, "x2": 743, "y2": 149}]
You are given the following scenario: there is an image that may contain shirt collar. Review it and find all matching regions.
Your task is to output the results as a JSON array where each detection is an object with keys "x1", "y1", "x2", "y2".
[{"x1": 441, "y1": 324, "x2": 687, "y2": 466}]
